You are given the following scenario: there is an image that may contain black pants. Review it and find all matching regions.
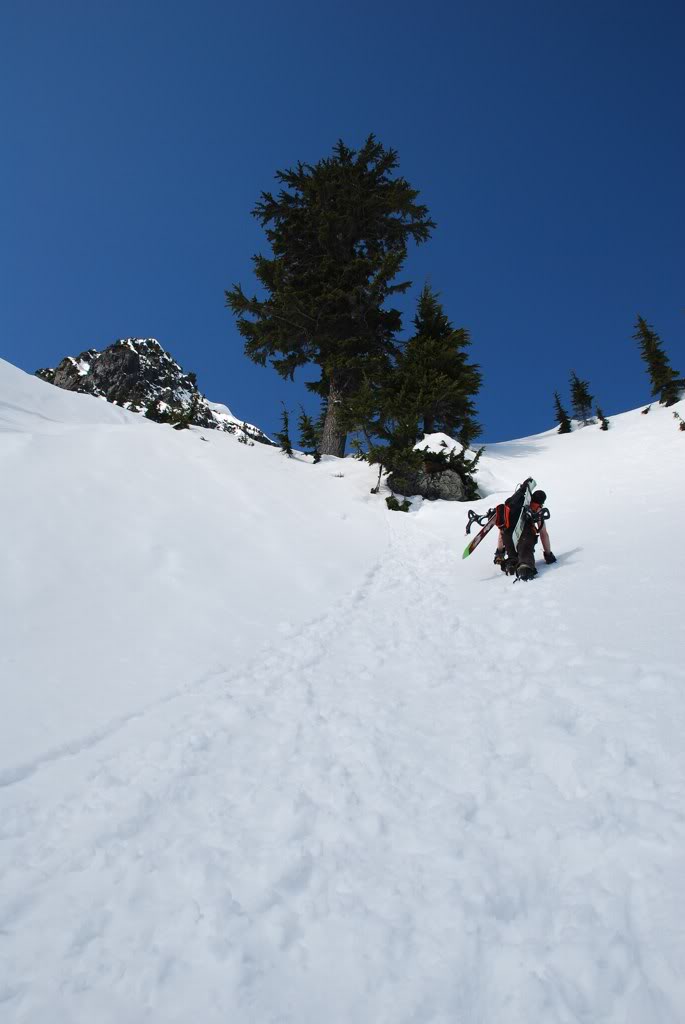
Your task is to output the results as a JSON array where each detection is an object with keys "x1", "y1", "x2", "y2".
[{"x1": 502, "y1": 523, "x2": 538, "y2": 570}]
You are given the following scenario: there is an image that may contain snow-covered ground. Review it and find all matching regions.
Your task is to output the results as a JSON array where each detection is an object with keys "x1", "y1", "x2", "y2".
[{"x1": 1, "y1": 357, "x2": 684, "y2": 1023}]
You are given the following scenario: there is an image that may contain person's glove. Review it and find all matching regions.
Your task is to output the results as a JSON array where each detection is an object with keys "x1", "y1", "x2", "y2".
[{"x1": 544, "y1": 550, "x2": 557, "y2": 564}]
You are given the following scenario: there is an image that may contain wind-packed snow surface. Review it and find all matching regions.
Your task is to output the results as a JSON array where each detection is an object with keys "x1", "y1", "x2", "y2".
[{"x1": 1, "y1": 357, "x2": 684, "y2": 1023}]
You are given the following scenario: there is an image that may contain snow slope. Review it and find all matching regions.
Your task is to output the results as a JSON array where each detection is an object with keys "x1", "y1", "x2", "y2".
[
  {"x1": 1, "y1": 359, "x2": 684, "y2": 1023},
  {"x1": 0, "y1": 359, "x2": 384, "y2": 774}
]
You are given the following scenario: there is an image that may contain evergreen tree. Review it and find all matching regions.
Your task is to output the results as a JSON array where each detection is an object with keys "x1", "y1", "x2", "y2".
[
  {"x1": 297, "y1": 407, "x2": 321, "y2": 462},
  {"x1": 344, "y1": 370, "x2": 483, "y2": 501},
  {"x1": 172, "y1": 393, "x2": 199, "y2": 430},
  {"x1": 633, "y1": 316, "x2": 681, "y2": 406},
  {"x1": 145, "y1": 399, "x2": 171, "y2": 424},
  {"x1": 237, "y1": 421, "x2": 254, "y2": 446},
  {"x1": 673, "y1": 410, "x2": 685, "y2": 432},
  {"x1": 342, "y1": 286, "x2": 482, "y2": 498},
  {"x1": 386, "y1": 495, "x2": 411, "y2": 512},
  {"x1": 274, "y1": 405, "x2": 294, "y2": 457},
  {"x1": 553, "y1": 391, "x2": 572, "y2": 434},
  {"x1": 569, "y1": 371, "x2": 594, "y2": 424},
  {"x1": 596, "y1": 405, "x2": 610, "y2": 430},
  {"x1": 395, "y1": 284, "x2": 481, "y2": 446},
  {"x1": 226, "y1": 136, "x2": 435, "y2": 457}
]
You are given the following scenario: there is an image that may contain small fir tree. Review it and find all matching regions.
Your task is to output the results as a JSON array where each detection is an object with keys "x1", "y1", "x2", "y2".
[
  {"x1": 633, "y1": 316, "x2": 681, "y2": 407},
  {"x1": 673, "y1": 411, "x2": 685, "y2": 432},
  {"x1": 386, "y1": 495, "x2": 411, "y2": 512},
  {"x1": 237, "y1": 421, "x2": 254, "y2": 446},
  {"x1": 596, "y1": 405, "x2": 610, "y2": 430},
  {"x1": 274, "y1": 404, "x2": 294, "y2": 456},
  {"x1": 297, "y1": 407, "x2": 321, "y2": 462},
  {"x1": 396, "y1": 284, "x2": 481, "y2": 446},
  {"x1": 341, "y1": 287, "x2": 482, "y2": 499},
  {"x1": 172, "y1": 393, "x2": 199, "y2": 430},
  {"x1": 145, "y1": 399, "x2": 171, "y2": 424},
  {"x1": 554, "y1": 391, "x2": 572, "y2": 433},
  {"x1": 569, "y1": 371, "x2": 594, "y2": 424}
]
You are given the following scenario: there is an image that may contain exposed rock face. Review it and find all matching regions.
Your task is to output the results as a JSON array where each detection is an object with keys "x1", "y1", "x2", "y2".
[
  {"x1": 36, "y1": 338, "x2": 271, "y2": 443},
  {"x1": 387, "y1": 465, "x2": 467, "y2": 501}
]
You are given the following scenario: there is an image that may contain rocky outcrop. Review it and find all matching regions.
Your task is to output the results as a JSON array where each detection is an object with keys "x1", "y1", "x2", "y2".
[
  {"x1": 36, "y1": 338, "x2": 271, "y2": 443},
  {"x1": 387, "y1": 464, "x2": 467, "y2": 501},
  {"x1": 386, "y1": 435, "x2": 481, "y2": 502}
]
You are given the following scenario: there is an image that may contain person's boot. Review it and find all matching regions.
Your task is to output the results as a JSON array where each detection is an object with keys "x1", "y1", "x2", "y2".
[
  {"x1": 504, "y1": 559, "x2": 518, "y2": 576},
  {"x1": 516, "y1": 564, "x2": 537, "y2": 582},
  {"x1": 493, "y1": 548, "x2": 506, "y2": 566}
]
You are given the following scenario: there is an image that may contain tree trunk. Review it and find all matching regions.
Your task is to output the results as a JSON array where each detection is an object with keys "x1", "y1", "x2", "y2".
[{"x1": 319, "y1": 378, "x2": 347, "y2": 457}]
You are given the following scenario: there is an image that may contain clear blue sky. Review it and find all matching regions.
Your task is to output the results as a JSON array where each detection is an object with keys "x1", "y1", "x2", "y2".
[{"x1": 2, "y1": 0, "x2": 683, "y2": 442}]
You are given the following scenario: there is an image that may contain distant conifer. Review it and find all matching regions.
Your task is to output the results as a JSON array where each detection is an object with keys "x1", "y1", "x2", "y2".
[
  {"x1": 145, "y1": 399, "x2": 171, "y2": 424},
  {"x1": 569, "y1": 371, "x2": 594, "y2": 425},
  {"x1": 297, "y1": 407, "x2": 321, "y2": 462},
  {"x1": 554, "y1": 391, "x2": 572, "y2": 433},
  {"x1": 596, "y1": 405, "x2": 610, "y2": 430},
  {"x1": 172, "y1": 393, "x2": 199, "y2": 430},
  {"x1": 275, "y1": 405, "x2": 294, "y2": 456},
  {"x1": 237, "y1": 421, "x2": 254, "y2": 445},
  {"x1": 633, "y1": 316, "x2": 681, "y2": 407}
]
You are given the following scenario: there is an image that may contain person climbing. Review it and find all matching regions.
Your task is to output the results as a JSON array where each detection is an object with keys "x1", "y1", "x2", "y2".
[{"x1": 493, "y1": 483, "x2": 556, "y2": 581}]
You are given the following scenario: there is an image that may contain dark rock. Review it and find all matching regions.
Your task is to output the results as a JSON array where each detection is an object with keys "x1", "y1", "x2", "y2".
[
  {"x1": 36, "y1": 338, "x2": 271, "y2": 444},
  {"x1": 387, "y1": 466, "x2": 467, "y2": 501}
]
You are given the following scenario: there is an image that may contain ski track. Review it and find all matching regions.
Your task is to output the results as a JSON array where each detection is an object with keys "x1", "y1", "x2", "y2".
[{"x1": 2, "y1": 519, "x2": 684, "y2": 1024}]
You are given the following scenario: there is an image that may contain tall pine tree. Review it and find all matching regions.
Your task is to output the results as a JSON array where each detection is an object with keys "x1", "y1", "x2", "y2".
[
  {"x1": 633, "y1": 316, "x2": 681, "y2": 407},
  {"x1": 226, "y1": 137, "x2": 435, "y2": 457},
  {"x1": 569, "y1": 371, "x2": 594, "y2": 424}
]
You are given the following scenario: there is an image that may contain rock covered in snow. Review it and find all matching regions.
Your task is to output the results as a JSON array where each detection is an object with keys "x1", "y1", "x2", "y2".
[
  {"x1": 36, "y1": 338, "x2": 271, "y2": 444},
  {"x1": 388, "y1": 433, "x2": 477, "y2": 501}
]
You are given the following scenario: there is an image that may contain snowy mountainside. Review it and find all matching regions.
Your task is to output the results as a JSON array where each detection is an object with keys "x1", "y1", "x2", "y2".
[
  {"x1": 0, "y1": 358, "x2": 384, "y2": 772},
  {"x1": 1, "y1": 357, "x2": 684, "y2": 1024},
  {"x1": 36, "y1": 337, "x2": 271, "y2": 443}
]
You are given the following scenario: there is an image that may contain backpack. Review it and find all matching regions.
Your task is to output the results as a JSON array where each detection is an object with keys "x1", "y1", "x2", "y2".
[{"x1": 494, "y1": 477, "x2": 533, "y2": 530}]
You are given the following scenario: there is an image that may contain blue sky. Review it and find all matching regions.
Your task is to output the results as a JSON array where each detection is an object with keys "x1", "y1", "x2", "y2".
[{"x1": 2, "y1": 0, "x2": 683, "y2": 443}]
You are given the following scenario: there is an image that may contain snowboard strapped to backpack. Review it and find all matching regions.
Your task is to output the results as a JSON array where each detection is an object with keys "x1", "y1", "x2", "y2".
[
  {"x1": 495, "y1": 477, "x2": 534, "y2": 530},
  {"x1": 463, "y1": 477, "x2": 550, "y2": 562},
  {"x1": 464, "y1": 478, "x2": 534, "y2": 537}
]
